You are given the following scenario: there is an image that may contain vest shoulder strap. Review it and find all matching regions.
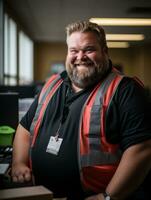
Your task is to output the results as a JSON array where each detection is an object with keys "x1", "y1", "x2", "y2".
[
  {"x1": 80, "y1": 69, "x2": 124, "y2": 156},
  {"x1": 30, "y1": 73, "x2": 63, "y2": 147}
]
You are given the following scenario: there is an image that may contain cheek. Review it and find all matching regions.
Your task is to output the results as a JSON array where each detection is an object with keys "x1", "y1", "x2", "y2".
[
  {"x1": 88, "y1": 54, "x2": 101, "y2": 64},
  {"x1": 93, "y1": 54, "x2": 104, "y2": 64},
  {"x1": 67, "y1": 54, "x2": 76, "y2": 64}
]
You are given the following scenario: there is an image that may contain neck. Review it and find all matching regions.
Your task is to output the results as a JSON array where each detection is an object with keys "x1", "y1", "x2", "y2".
[{"x1": 72, "y1": 83, "x2": 83, "y2": 93}]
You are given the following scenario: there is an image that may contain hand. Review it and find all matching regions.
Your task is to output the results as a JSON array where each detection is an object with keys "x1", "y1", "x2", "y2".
[
  {"x1": 85, "y1": 193, "x2": 105, "y2": 200},
  {"x1": 11, "y1": 163, "x2": 32, "y2": 183}
]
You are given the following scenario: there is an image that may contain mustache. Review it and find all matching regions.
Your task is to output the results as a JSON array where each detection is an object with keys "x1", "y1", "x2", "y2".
[{"x1": 74, "y1": 61, "x2": 94, "y2": 65}]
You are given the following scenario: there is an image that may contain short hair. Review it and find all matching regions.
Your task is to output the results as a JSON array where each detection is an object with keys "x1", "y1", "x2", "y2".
[{"x1": 66, "y1": 21, "x2": 107, "y2": 49}]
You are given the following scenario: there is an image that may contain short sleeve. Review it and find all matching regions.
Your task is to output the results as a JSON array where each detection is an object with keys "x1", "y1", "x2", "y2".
[
  {"x1": 106, "y1": 77, "x2": 151, "y2": 151},
  {"x1": 20, "y1": 95, "x2": 39, "y2": 131}
]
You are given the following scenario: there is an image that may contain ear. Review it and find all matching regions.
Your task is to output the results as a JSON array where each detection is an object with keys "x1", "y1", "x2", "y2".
[
  {"x1": 103, "y1": 46, "x2": 108, "y2": 54},
  {"x1": 102, "y1": 46, "x2": 108, "y2": 57}
]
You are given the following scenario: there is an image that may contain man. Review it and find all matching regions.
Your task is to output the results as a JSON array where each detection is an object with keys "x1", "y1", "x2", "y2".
[{"x1": 11, "y1": 21, "x2": 151, "y2": 200}]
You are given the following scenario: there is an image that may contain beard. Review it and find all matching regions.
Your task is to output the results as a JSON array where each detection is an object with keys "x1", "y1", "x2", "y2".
[{"x1": 66, "y1": 58, "x2": 110, "y2": 89}]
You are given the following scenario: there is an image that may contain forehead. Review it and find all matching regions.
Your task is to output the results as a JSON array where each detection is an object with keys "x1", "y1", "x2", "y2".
[{"x1": 67, "y1": 31, "x2": 100, "y2": 48}]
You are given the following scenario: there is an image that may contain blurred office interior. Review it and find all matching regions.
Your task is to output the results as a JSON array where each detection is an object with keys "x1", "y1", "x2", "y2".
[{"x1": 0, "y1": 0, "x2": 151, "y2": 95}]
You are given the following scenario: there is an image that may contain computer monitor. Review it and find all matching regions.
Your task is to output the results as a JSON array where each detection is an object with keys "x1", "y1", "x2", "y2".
[
  {"x1": 0, "y1": 92, "x2": 19, "y2": 130},
  {"x1": 0, "y1": 85, "x2": 36, "y2": 98}
]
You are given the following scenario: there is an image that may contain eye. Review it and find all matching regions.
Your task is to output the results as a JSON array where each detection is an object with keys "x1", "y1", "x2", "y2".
[
  {"x1": 69, "y1": 49, "x2": 78, "y2": 54},
  {"x1": 85, "y1": 47, "x2": 95, "y2": 53}
]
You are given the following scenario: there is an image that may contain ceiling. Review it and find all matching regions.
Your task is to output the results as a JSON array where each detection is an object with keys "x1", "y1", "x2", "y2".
[{"x1": 5, "y1": 0, "x2": 151, "y2": 47}]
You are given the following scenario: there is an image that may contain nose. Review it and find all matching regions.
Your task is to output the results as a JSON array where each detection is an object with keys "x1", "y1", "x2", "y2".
[{"x1": 77, "y1": 50, "x2": 86, "y2": 60}]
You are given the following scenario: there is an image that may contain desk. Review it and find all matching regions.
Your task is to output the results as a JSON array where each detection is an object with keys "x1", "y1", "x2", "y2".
[
  {"x1": 0, "y1": 185, "x2": 53, "y2": 200},
  {"x1": 0, "y1": 147, "x2": 53, "y2": 200}
]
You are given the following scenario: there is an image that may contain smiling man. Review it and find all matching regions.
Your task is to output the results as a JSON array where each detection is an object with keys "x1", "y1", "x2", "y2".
[
  {"x1": 66, "y1": 24, "x2": 109, "y2": 91},
  {"x1": 12, "y1": 21, "x2": 151, "y2": 200}
]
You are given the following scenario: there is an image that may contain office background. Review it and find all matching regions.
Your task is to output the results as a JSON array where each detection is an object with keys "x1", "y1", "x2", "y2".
[{"x1": 0, "y1": 0, "x2": 151, "y2": 90}]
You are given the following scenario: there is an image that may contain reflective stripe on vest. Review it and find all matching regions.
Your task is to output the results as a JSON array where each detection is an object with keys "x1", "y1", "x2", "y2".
[
  {"x1": 79, "y1": 69, "x2": 124, "y2": 193},
  {"x1": 80, "y1": 70, "x2": 123, "y2": 166},
  {"x1": 30, "y1": 74, "x2": 63, "y2": 147}
]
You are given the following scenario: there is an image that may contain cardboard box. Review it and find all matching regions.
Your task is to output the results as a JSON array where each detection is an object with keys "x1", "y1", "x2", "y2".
[{"x1": 0, "y1": 185, "x2": 53, "y2": 200}]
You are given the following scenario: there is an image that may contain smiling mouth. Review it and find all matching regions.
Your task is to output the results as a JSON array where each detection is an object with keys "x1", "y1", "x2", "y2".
[
  {"x1": 77, "y1": 64, "x2": 87, "y2": 66},
  {"x1": 75, "y1": 63, "x2": 92, "y2": 67}
]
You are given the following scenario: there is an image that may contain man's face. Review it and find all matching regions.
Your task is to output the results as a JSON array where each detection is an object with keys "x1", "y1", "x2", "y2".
[{"x1": 66, "y1": 31, "x2": 109, "y2": 89}]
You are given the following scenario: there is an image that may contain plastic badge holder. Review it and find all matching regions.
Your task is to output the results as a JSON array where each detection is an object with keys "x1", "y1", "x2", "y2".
[{"x1": 0, "y1": 126, "x2": 15, "y2": 146}]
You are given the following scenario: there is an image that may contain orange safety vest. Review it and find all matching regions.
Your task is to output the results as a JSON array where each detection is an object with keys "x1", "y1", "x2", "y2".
[{"x1": 30, "y1": 68, "x2": 124, "y2": 193}]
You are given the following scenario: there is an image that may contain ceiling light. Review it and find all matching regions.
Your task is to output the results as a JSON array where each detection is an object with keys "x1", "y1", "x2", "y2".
[
  {"x1": 107, "y1": 42, "x2": 130, "y2": 48},
  {"x1": 106, "y1": 34, "x2": 144, "y2": 41},
  {"x1": 90, "y1": 18, "x2": 151, "y2": 26}
]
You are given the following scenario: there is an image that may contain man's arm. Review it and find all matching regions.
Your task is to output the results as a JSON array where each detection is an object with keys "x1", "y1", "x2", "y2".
[
  {"x1": 11, "y1": 124, "x2": 32, "y2": 183},
  {"x1": 86, "y1": 139, "x2": 151, "y2": 200}
]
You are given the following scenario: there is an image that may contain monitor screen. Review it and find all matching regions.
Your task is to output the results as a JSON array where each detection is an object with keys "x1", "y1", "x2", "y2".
[
  {"x1": 0, "y1": 85, "x2": 36, "y2": 98},
  {"x1": 0, "y1": 93, "x2": 19, "y2": 130}
]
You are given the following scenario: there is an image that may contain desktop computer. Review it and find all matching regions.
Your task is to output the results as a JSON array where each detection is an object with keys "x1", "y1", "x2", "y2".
[
  {"x1": 0, "y1": 92, "x2": 19, "y2": 188},
  {"x1": 0, "y1": 92, "x2": 19, "y2": 131}
]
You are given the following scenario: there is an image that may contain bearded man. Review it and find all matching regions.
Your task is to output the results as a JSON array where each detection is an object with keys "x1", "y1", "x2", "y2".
[{"x1": 12, "y1": 21, "x2": 151, "y2": 200}]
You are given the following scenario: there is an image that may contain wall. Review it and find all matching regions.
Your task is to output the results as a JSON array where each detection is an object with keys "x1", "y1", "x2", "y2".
[
  {"x1": 34, "y1": 42, "x2": 151, "y2": 89},
  {"x1": 34, "y1": 42, "x2": 67, "y2": 81},
  {"x1": 109, "y1": 45, "x2": 151, "y2": 89}
]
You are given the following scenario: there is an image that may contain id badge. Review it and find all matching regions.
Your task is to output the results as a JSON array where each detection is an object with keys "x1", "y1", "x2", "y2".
[{"x1": 46, "y1": 136, "x2": 63, "y2": 155}]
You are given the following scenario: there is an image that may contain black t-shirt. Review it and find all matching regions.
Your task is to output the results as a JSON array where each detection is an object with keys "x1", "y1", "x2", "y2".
[{"x1": 20, "y1": 72, "x2": 151, "y2": 199}]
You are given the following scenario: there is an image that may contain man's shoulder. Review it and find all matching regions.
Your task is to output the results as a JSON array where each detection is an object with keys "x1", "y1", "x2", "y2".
[
  {"x1": 60, "y1": 70, "x2": 68, "y2": 79},
  {"x1": 114, "y1": 75, "x2": 148, "y2": 107},
  {"x1": 117, "y1": 76, "x2": 144, "y2": 92}
]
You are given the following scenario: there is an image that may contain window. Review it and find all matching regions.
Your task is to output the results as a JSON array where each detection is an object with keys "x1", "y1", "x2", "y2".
[
  {"x1": 4, "y1": 13, "x2": 34, "y2": 85},
  {"x1": 4, "y1": 14, "x2": 17, "y2": 85},
  {"x1": 19, "y1": 31, "x2": 33, "y2": 84}
]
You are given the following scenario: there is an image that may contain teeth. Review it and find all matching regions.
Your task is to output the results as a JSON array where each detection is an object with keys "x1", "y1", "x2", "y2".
[{"x1": 74, "y1": 62, "x2": 92, "y2": 67}]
